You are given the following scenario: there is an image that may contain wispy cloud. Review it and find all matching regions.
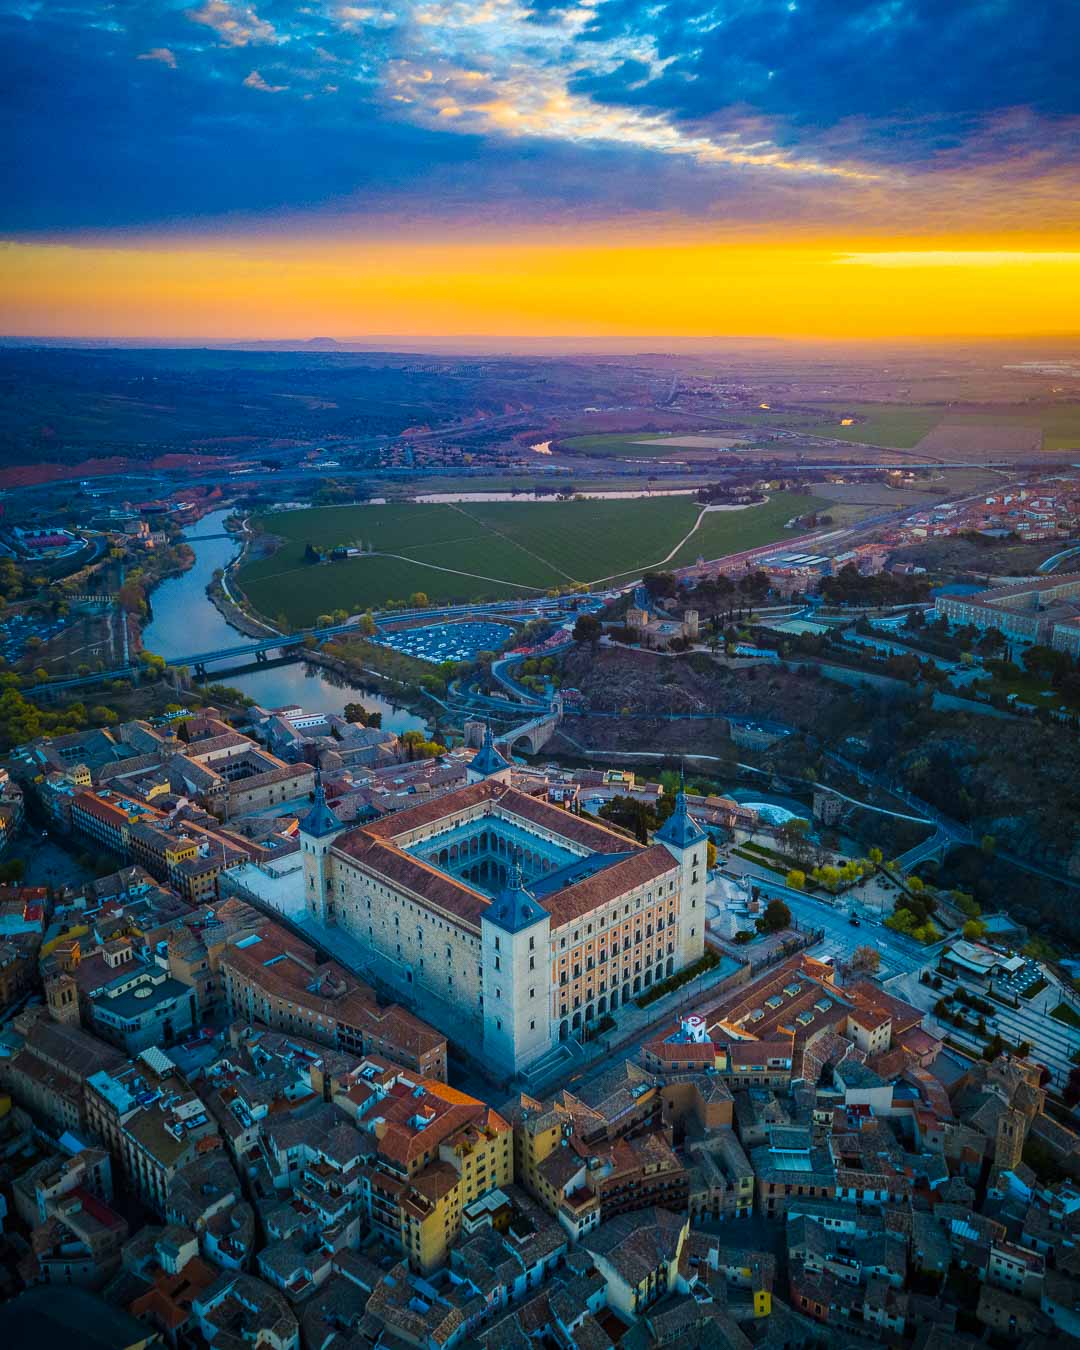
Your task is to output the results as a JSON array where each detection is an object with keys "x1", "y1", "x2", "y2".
[
  {"x1": 137, "y1": 47, "x2": 178, "y2": 68},
  {"x1": 243, "y1": 69, "x2": 288, "y2": 92},
  {"x1": 188, "y1": 0, "x2": 279, "y2": 47},
  {"x1": 374, "y1": 2, "x2": 877, "y2": 180}
]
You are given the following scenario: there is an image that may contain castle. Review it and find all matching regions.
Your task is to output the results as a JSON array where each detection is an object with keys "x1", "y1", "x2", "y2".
[
  {"x1": 625, "y1": 585, "x2": 699, "y2": 644},
  {"x1": 299, "y1": 729, "x2": 708, "y2": 1076}
]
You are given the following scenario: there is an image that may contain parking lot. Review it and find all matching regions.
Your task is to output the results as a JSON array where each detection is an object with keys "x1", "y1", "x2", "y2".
[
  {"x1": 374, "y1": 620, "x2": 515, "y2": 665},
  {"x1": 0, "y1": 611, "x2": 77, "y2": 663}
]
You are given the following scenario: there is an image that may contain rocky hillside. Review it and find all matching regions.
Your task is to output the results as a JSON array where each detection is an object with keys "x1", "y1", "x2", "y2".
[{"x1": 556, "y1": 645, "x2": 1080, "y2": 892}]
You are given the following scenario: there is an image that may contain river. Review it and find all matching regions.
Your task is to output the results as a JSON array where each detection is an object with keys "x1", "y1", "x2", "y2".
[{"x1": 141, "y1": 508, "x2": 428, "y2": 733}]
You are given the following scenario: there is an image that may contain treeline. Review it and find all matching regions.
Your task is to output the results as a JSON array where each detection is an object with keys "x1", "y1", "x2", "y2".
[{"x1": 820, "y1": 563, "x2": 931, "y2": 606}]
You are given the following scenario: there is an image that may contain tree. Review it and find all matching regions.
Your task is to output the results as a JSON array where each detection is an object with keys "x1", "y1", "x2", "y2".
[
  {"x1": 963, "y1": 919, "x2": 987, "y2": 940},
  {"x1": 760, "y1": 898, "x2": 792, "y2": 932},
  {"x1": 573, "y1": 613, "x2": 602, "y2": 644},
  {"x1": 777, "y1": 817, "x2": 812, "y2": 864},
  {"x1": 706, "y1": 839, "x2": 717, "y2": 870},
  {"x1": 785, "y1": 870, "x2": 806, "y2": 891},
  {"x1": 851, "y1": 945, "x2": 881, "y2": 974},
  {"x1": 409, "y1": 592, "x2": 429, "y2": 608},
  {"x1": 868, "y1": 846, "x2": 883, "y2": 865},
  {"x1": 599, "y1": 794, "x2": 657, "y2": 845},
  {"x1": 980, "y1": 834, "x2": 997, "y2": 856}
]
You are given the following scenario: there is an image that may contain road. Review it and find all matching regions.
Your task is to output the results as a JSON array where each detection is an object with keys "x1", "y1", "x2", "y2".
[{"x1": 711, "y1": 861, "x2": 935, "y2": 981}]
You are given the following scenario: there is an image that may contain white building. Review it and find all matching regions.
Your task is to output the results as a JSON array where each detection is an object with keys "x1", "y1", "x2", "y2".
[{"x1": 298, "y1": 754, "x2": 707, "y2": 1076}]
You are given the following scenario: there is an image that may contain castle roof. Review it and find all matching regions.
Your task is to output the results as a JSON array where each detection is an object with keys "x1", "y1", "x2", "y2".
[
  {"x1": 484, "y1": 864, "x2": 547, "y2": 934},
  {"x1": 470, "y1": 724, "x2": 510, "y2": 779},
  {"x1": 298, "y1": 773, "x2": 343, "y2": 839},
  {"x1": 654, "y1": 789, "x2": 706, "y2": 850}
]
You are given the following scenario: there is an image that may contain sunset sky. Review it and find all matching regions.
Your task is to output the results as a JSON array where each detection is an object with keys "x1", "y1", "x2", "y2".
[{"x1": 3, "y1": 0, "x2": 1079, "y2": 339}]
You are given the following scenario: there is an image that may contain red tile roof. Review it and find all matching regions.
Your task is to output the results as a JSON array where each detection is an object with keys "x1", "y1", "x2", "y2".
[{"x1": 335, "y1": 780, "x2": 667, "y2": 930}]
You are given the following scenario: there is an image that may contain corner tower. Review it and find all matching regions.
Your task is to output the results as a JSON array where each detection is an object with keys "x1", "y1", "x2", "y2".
[
  {"x1": 467, "y1": 723, "x2": 512, "y2": 787},
  {"x1": 654, "y1": 781, "x2": 708, "y2": 966},
  {"x1": 481, "y1": 863, "x2": 552, "y2": 1075},
  {"x1": 299, "y1": 770, "x2": 346, "y2": 924}
]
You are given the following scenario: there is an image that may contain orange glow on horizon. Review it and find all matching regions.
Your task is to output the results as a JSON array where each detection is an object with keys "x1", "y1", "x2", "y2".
[{"x1": 3, "y1": 235, "x2": 1080, "y2": 339}]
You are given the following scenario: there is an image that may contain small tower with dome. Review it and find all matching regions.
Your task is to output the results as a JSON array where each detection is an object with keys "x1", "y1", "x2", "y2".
[
  {"x1": 467, "y1": 723, "x2": 512, "y2": 786},
  {"x1": 481, "y1": 861, "x2": 552, "y2": 1072},
  {"x1": 299, "y1": 769, "x2": 346, "y2": 924},
  {"x1": 654, "y1": 777, "x2": 708, "y2": 966}
]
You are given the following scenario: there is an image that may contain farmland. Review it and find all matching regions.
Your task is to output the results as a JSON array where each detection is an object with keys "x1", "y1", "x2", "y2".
[
  {"x1": 557, "y1": 432, "x2": 706, "y2": 458},
  {"x1": 237, "y1": 491, "x2": 829, "y2": 625},
  {"x1": 807, "y1": 404, "x2": 943, "y2": 448},
  {"x1": 814, "y1": 401, "x2": 1080, "y2": 454}
]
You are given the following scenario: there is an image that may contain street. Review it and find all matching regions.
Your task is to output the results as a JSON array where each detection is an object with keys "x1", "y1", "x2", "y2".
[{"x1": 710, "y1": 860, "x2": 936, "y2": 981}]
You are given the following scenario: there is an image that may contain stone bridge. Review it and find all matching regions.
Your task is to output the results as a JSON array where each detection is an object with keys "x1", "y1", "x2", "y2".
[{"x1": 504, "y1": 696, "x2": 563, "y2": 755}]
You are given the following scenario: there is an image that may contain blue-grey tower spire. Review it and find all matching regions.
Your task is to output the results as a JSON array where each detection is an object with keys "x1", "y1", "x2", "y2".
[{"x1": 299, "y1": 767, "x2": 343, "y2": 839}]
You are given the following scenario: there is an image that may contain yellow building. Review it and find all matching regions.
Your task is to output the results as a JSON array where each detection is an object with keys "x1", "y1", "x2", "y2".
[{"x1": 359, "y1": 1074, "x2": 513, "y2": 1273}]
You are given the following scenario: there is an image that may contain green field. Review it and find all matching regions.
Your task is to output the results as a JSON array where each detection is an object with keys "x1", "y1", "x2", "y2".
[
  {"x1": 933, "y1": 404, "x2": 1080, "y2": 452},
  {"x1": 666, "y1": 492, "x2": 833, "y2": 569},
  {"x1": 237, "y1": 492, "x2": 829, "y2": 624},
  {"x1": 559, "y1": 403, "x2": 1080, "y2": 456},
  {"x1": 814, "y1": 401, "x2": 1080, "y2": 452},
  {"x1": 557, "y1": 432, "x2": 703, "y2": 458},
  {"x1": 805, "y1": 404, "x2": 943, "y2": 448}
]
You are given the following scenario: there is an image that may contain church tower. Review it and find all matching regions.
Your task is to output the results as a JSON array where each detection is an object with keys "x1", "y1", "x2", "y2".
[
  {"x1": 654, "y1": 779, "x2": 708, "y2": 966},
  {"x1": 45, "y1": 972, "x2": 81, "y2": 1027},
  {"x1": 299, "y1": 770, "x2": 346, "y2": 924}
]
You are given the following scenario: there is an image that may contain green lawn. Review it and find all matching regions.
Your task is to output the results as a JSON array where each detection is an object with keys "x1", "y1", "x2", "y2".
[
  {"x1": 982, "y1": 669, "x2": 1080, "y2": 713},
  {"x1": 1051, "y1": 1002, "x2": 1080, "y2": 1029},
  {"x1": 237, "y1": 492, "x2": 826, "y2": 624}
]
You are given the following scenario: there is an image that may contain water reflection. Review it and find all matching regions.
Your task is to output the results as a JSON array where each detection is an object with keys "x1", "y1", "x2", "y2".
[{"x1": 142, "y1": 508, "x2": 428, "y2": 734}]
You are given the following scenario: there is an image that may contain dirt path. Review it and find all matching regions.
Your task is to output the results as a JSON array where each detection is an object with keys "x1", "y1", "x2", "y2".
[{"x1": 449, "y1": 502, "x2": 579, "y2": 584}]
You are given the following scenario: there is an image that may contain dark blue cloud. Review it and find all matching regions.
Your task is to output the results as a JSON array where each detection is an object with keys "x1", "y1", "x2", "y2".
[
  {"x1": 1, "y1": 0, "x2": 1076, "y2": 236},
  {"x1": 573, "y1": 1, "x2": 1079, "y2": 140}
]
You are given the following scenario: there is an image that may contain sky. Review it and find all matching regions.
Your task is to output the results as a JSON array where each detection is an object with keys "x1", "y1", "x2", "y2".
[{"x1": 2, "y1": 0, "x2": 1078, "y2": 339}]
